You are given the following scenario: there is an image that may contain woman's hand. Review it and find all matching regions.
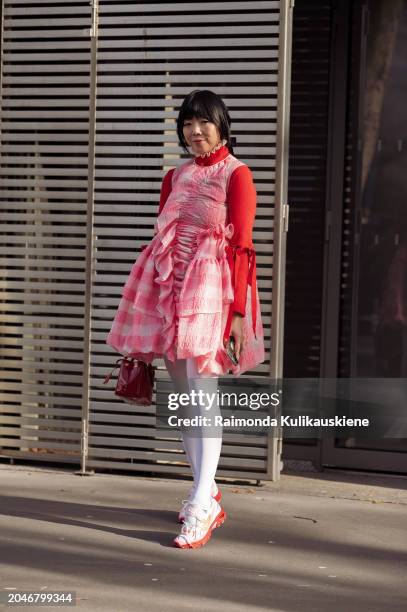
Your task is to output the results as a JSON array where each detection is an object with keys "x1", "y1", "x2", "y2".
[{"x1": 224, "y1": 313, "x2": 245, "y2": 361}]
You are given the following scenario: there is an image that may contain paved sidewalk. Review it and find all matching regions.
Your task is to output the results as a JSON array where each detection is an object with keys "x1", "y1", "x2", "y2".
[{"x1": 0, "y1": 463, "x2": 406, "y2": 612}]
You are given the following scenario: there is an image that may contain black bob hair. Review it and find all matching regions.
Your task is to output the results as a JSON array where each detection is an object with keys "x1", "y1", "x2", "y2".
[{"x1": 176, "y1": 90, "x2": 234, "y2": 155}]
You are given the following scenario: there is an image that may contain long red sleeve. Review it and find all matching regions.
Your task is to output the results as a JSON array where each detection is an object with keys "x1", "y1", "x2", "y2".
[
  {"x1": 158, "y1": 168, "x2": 175, "y2": 214},
  {"x1": 226, "y1": 164, "x2": 257, "y2": 315}
]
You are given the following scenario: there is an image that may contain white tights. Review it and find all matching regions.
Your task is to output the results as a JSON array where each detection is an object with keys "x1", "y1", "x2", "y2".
[{"x1": 164, "y1": 356, "x2": 222, "y2": 510}]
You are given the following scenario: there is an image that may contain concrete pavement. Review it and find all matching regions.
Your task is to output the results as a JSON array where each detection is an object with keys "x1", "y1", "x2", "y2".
[{"x1": 0, "y1": 463, "x2": 406, "y2": 612}]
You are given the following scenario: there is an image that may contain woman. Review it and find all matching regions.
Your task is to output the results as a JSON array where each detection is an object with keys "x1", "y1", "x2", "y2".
[{"x1": 107, "y1": 90, "x2": 265, "y2": 548}]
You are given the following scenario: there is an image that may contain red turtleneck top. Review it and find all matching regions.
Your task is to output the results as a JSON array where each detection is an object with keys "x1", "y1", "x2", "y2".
[{"x1": 158, "y1": 144, "x2": 257, "y2": 318}]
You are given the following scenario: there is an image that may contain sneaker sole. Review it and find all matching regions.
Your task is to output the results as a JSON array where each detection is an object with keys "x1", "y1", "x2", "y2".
[
  {"x1": 173, "y1": 508, "x2": 226, "y2": 549},
  {"x1": 178, "y1": 489, "x2": 222, "y2": 524},
  {"x1": 213, "y1": 489, "x2": 222, "y2": 503}
]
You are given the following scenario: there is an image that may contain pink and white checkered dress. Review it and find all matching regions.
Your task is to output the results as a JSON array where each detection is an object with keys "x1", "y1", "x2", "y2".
[{"x1": 106, "y1": 153, "x2": 265, "y2": 376}]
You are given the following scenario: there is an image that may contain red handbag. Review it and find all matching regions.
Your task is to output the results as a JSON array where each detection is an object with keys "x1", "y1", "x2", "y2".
[{"x1": 103, "y1": 357, "x2": 155, "y2": 406}]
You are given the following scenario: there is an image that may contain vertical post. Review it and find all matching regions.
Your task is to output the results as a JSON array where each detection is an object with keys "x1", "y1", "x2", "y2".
[
  {"x1": 77, "y1": 0, "x2": 99, "y2": 476},
  {"x1": 319, "y1": 0, "x2": 351, "y2": 467},
  {"x1": 267, "y1": 0, "x2": 294, "y2": 480},
  {"x1": 348, "y1": 0, "x2": 369, "y2": 378}
]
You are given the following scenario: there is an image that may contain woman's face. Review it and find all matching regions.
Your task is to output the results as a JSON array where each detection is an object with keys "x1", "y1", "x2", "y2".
[{"x1": 182, "y1": 116, "x2": 221, "y2": 155}]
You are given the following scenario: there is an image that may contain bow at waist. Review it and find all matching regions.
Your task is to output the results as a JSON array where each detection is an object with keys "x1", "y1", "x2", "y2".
[{"x1": 196, "y1": 222, "x2": 235, "y2": 258}]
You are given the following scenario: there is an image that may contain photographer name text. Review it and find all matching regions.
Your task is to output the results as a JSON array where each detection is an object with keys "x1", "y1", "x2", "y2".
[{"x1": 167, "y1": 415, "x2": 370, "y2": 428}]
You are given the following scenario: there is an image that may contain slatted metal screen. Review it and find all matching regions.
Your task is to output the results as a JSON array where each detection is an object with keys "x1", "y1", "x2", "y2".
[
  {"x1": 285, "y1": 0, "x2": 331, "y2": 379},
  {"x1": 0, "y1": 0, "x2": 92, "y2": 465},
  {"x1": 0, "y1": 0, "x2": 293, "y2": 480}
]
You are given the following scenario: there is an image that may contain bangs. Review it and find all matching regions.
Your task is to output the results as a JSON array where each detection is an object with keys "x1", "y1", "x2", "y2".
[{"x1": 181, "y1": 96, "x2": 214, "y2": 122}]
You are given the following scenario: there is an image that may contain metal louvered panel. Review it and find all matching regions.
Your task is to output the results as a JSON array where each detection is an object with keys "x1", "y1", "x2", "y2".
[
  {"x1": 282, "y1": 0, "x2": 333, "y2": 459},
  {"x1": 0, "y1": 1, "x2": 92, "y2": 461},
  {"x1": 89, "y1": 0, "x2": 291, "y2": 479},
  {"x1": 284, "y1": 0, "x2": 332, "y2": 379},
  {"x1": 1, "y1": 0, "x2": 293, "y2": 481}
]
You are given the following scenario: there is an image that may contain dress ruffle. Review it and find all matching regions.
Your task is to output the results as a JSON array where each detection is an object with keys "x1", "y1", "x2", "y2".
[
  {"x1": 107, "y1": 156, "x2": 265, "y2": 376},
  {"x1": 107, "y1": 211, "x2": 235, "y2": 364}
]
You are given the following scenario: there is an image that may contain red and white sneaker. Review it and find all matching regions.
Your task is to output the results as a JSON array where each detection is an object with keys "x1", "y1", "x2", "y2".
[
  {"x1": 173, "y1": 498, "x2": 226, "y2": 549},
  {"x1": 178, "y1": 482, "x2": 222, "y2": 523}
]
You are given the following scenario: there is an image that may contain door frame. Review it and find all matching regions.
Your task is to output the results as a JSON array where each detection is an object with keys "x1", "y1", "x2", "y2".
[{"x1": 320, "y1": 0, "x2": 407, "y2": 475}]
